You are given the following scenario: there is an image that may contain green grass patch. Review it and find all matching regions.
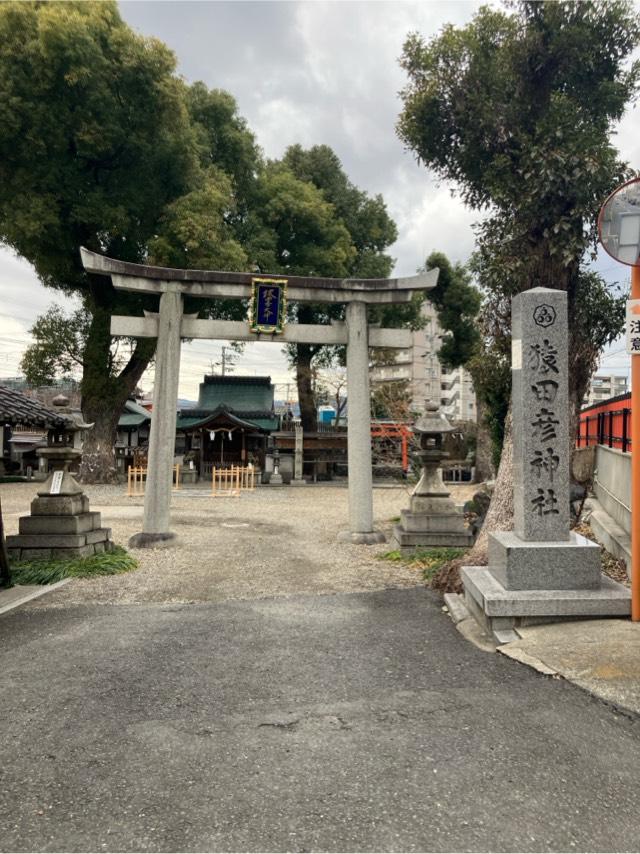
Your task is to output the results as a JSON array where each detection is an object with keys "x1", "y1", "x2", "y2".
[
  {"x1": 379, "y1": 547, "x2": 467, "y2": 582},
  {"x1": 10, "y1": 546, "x2": 138, "y2": 586}
]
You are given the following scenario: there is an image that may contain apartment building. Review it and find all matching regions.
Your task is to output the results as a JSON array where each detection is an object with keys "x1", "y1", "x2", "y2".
[
  {"x1": 583, "y1": 373, "x2": 628, "y2": 407},
  {"x1": 370, "y1": 301, "x2": 477, "y2": 422}
]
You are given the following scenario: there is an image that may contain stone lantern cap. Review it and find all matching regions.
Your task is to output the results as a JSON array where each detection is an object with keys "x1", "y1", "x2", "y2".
[
  {"x1": 51, "y1": 393, "x2": 94, "y2": 432},
  {"x1": 413, "y1": 401, "x2": 455, "y2": 436}
]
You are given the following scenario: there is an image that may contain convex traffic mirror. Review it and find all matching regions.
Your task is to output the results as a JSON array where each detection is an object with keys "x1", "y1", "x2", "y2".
[{"x1": 599, "y1": 177, "x2": 640, "y2": 267}]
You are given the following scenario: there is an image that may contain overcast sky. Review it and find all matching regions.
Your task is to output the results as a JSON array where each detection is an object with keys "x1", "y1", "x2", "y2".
[{"x1": 0, "y1": 0, "x2": 638, "y2": 400}]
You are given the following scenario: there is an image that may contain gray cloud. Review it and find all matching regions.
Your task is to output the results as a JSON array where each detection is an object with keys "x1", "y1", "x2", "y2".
[{"x1": 1, "y1": 1, "x2": 638, "y2": 396}]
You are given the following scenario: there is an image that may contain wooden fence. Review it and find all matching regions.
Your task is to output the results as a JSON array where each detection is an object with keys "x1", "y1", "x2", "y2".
[
  {"x1": 211, "y1": 464, "x2": 256, "y2": 497},
  {"x1": 127, "y1": 464, "x2": 181, "y2": 497}
]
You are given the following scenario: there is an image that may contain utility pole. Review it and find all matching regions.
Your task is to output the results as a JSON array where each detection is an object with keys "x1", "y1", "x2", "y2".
[
  {"x1": 209, "y1": 346, "x2": 237, "y2": 377},
  {"x1": 221, "y1": 346, "x2": 232, "y2": 376}
]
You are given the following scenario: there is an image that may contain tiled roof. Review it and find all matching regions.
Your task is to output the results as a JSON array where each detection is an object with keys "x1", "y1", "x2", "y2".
[
  {"x1": 0, "y1": 385, "x2": 71, "y2": 428},
  {"x1": 176, "y1": 405, "x2": 279, "y2": 433},
  {"x1": 197, "y1": 376, "x2": 274, "y2": 412}
]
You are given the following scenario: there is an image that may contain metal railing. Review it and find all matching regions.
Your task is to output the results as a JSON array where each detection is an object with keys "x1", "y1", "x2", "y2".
[{"x1": 277, "y1": 419, "x2": 347, "y2": 433}]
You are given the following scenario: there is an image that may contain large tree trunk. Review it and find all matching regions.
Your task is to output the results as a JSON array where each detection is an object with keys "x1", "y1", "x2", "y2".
[
  {"x1": 79, "y1": 300, "x2": 155, "y2": 483},
  {"x1": 296, "y1": 344, "x2": 317, "y2": 433},
  {"x1": 473, "y1": 396, "x2": 495, "y2": 483}
]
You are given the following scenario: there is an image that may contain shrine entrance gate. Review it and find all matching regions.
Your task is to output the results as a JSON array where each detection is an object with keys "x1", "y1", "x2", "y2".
[{"x1": 81, "y1": 248, "x2": 437, "y2": 547}]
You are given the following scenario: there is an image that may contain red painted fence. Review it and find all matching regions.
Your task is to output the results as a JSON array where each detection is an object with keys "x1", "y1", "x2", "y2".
[{"x1": 577, "y1": 392, "x2": 632, "y2": 451}]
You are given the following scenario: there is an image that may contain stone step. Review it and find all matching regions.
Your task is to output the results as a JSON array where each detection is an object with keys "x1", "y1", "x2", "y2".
[{"x1": 19, "y1": 512, "x2": 102, "y2": 535}]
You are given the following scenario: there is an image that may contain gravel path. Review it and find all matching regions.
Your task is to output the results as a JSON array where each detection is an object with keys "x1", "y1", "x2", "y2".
[{"x1": 1, "y1": 482, "x2": 476, "y2": 607}]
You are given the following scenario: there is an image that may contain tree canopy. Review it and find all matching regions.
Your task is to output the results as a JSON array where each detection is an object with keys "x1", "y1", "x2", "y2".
[
  {"x1": 398, "y1": 0, "x2": 639, "y2": 417},
  {"x1": 398, "y1": 0, "x2": 640, "y2": 585},
  {"x1": 0, "y1": 1, "x2": 261, "y2": 479},
  {"x1": 246, "y1": 145, "x2": 404, "y2": 430}
]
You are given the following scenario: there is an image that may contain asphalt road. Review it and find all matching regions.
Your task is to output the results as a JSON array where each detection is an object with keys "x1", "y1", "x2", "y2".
[{"x1": 1, "y1": 588, "x2": 639, "y2": 853}]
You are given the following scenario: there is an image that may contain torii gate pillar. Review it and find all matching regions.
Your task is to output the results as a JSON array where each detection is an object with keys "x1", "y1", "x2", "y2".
[
  {"x1": 130, "y1": 287, "x2": 183, "y2": 547},
  {"x1": 338, "y1": 301, "x2": 385, "y2": 544}
]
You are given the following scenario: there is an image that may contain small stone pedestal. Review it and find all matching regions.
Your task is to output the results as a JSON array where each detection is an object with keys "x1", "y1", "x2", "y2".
[
  {"x1": 390, "y1": 403, "x2": 472, "y2": 552},
  {"x1": 7, "y1": 447, "x2": 113, "y2": 561},
  {"x1": 462, "y1": 288, "x2": 630, "y2": 643}
]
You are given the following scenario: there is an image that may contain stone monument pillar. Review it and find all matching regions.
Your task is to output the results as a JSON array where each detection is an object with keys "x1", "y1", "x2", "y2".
[
  {"x1": 461, "y1": 288, "x2": 630, "y2": 642},
  {"x1": 291, "y1": 423, "x2": 306, "y2": 486}
]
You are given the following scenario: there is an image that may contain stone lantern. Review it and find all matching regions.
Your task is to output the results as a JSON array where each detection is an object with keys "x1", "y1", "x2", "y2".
[
  {"x1": 34, "y1": 394, "x2": 93, "y2": 495},
  {"x1": 7, "y1": 400, "x2": 113, "y2": 561},
  {"x1": 391, "y1": 402, "x2": 473, "y2": 552}
]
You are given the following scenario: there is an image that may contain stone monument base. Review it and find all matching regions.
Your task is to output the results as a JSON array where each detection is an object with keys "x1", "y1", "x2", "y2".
[
  {"x1": 8, "y1": 493, "x2": 113, "y2": 561},
  {"x1": 390, "y1": 521, "x2": 473, "y2": 553},
  {"x1": 488, "y1": 530, "x2": 602, "y2": 590},
  {"x1": 461, "y1": 566, "x2": 631, "y2": 644},
  {"x1": 337, "y1": 530, "x2": 386, "y2": 545}
]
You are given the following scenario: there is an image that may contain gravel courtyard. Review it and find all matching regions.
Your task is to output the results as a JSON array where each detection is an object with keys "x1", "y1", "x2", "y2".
[{"x1": 1, "y1": 482, "x2": 475, "y2": 606}]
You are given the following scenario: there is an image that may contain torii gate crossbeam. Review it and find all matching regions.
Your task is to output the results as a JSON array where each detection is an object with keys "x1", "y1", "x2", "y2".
[{"x1": 81, "y1": 248, "x2": 438, "y2": 547}]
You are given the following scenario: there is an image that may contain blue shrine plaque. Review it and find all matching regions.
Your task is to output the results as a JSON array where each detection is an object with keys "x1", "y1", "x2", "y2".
[{"x1": 249, "y1": 277, "x2": 287, "y2": 334}]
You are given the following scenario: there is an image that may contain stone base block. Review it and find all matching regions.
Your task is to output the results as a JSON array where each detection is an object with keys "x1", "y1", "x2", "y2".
[
  {"x1": 488, "y1": 530, "x2": 601, "y2": 591},
  {"x1": 128, "y1": 531, "x2": 177, "y2": 549},
  {"x1": 390, "y1": 524, "x2": 473, "y2": 552},
  {"x1": 31, "y1": 494, "x2": 90, "y2": 516},
  {"x1": 85, "y1": 527, "x2": 112, "y2": 545},
  {"x1": 400, "y1": 509, "x2": 470, "y2": 534},
  {"x1": 19, "y1": 512, "x2": 102, "y2": 535},
  {"x1": 337, "y1": 530, "x2": 386, "y2": 545},
  {"x1": 461, "y1": 565, "x2": 631, "y2": 642},
  {"x1": 7, "y1": 528, "x2": 111, "y2": 552},
  {"x1": 9, "y1": 541, "x2": 114, "y2": 562},
  {"x1": 289, "y1": 479, "x2": 307, "y2": 487}
]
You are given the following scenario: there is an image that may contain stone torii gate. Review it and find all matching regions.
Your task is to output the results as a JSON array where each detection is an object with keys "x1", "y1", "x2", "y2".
[{"x1": 81, "y1": 248, "x2": 437, "y2": 547}]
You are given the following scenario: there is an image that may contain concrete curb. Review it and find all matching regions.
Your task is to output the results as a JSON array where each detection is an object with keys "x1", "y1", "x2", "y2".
[
  {"x1": 497, "y1": 644, "x2": 559, "y2": 676},
  {"x1": 0, "y1": 578, "x2": 71, "y2": 616}
]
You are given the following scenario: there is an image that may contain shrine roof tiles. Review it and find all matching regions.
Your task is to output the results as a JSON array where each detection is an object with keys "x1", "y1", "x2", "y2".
[{"x1": 0, "y1": 385, "x2": 71, "y2": 428}]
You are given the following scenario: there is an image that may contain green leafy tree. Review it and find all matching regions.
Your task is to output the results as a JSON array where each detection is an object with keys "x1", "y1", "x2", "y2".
[
  {"x1": 0, "y1": 1, "x2": 194, "y2": 480},
  {"x1": 397, "y1": 0, "x2": 639, "y2": 581},
  {"x1": 20, "y1": 305, "x2": 89, "y2": 386},
  {"x1": 271, "y1": 145, "x2": 404, "y2": 430},
  {"x1": 246, "y1": 158, "x2": 358, "y2": 430},
  {"x1": 0, "y1": 1, "x2": 258, "y2": 480},
  {"x1": 423, "y1": 252, "x2": 481, "y2": 370}
]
